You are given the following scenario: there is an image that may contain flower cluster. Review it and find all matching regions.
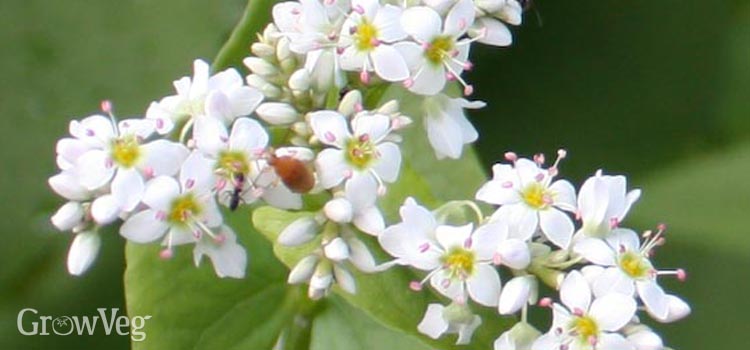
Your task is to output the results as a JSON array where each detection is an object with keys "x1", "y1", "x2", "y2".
[
  {"x1": 47, "y1": 0, "x2": 692, "y2": 348},
  {"x1": 378, "y1": 151, "x2": 690, "y2": 349}
]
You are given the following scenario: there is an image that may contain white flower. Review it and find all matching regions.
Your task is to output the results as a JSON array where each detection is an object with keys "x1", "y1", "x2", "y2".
[
  {"x1": 120, "y1": 152, "x2": 221, "y2": 251},
  {"x1": 193, "y1": 225, "x2": 247, "y2": 278},
  {"x1": 379, "y1": 198, "x2": 503, "y2": 306},
  {"x1": 573, "y1": 228, "x2": 689, "y2": 321},
  {"x1": 396, "y1": 0, "x2": 476, "y2": 95},
  {"x1": 470, "y1": 0, "x2": 523, "y2": 47},
  {"x1": 324, "y1": 173, "x2": 385, "y2": 235},
  {"x1": 310, "y1": 110, "x2": 402, "y2": 195},
  {"x1": 476, "y1": 152, "x2": 577, "y2": 248},
  {"x1": 494, "y1": 321, "x2": 542, "y2": 350},
  {"x1": 577, "y1": 170, "x2": 641, "y2": 237},
  {"x1": 60, "y1": 115, "x2": 188, "y2": 224},
  {"x1": 532, "y1": 271, "x2": 637, "y2": 350},
  {"x1": 66, "y1": 231, "x2": 101, "y2": 276},
  {"x1": 422, "y1": 93, "x2": 484, "y2": 159},
  {"x1": 146, "y1": 59, "x2": 263, "y2": 135},
  {"x1": 337, "y1": 0, "x2": 410, "y2": 83},
  {"x1": 193, "y1": 116, "x2": 302, "y2": 210},
  {"x1": 418, "y1": 302, "x2": 482, "y2": 345}
]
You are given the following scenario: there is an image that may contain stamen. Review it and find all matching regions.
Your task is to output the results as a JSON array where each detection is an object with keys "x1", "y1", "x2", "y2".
[
  {"x1": 504, "y1": 152, "x2": 518, "y2": 162},
  {"x1": 538, "y1": 297, "x2": 553, "y2": 308},
  {"x1": 100, "y1": 100, "x2": 113, "y2": 114},
  {"x1": 159, "y1": 249, "x2": 173, "y2": 260},
  {"x1": 409, "y1": 281, "x2": 423, "y2": 291},
  {"x1": 418, "y1": 242, "x2": 431, "y2": 253}
]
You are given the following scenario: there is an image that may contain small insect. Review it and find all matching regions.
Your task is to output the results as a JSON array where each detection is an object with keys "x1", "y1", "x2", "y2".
[
  {"x1": 228, "y1": 172, "x2": 246, "y2": 211},
  {"x1": 268, "y1": 154, "x2": 315, "y2": 194}
]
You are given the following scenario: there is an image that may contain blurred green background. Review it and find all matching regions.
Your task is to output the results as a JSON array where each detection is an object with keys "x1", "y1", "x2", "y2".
[{"x1": 0, "y1": 0, "x2": 748, "y2": 348}]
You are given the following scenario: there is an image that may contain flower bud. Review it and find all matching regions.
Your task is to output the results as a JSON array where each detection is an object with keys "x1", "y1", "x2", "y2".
[
  {"x1": 324, "y1": 237, "x2": 350, "y2": 261},
  {"x1": 288, "y1": 69, "x2": 311, "y2": 91},
  {"x1": 324, "y1": 198, "x2": 353, "y2": 223},
  {"x1": 278, "y1": 216, "x2": 318, "y2": 246},
  {"x1": 475, "y1": 0, "x2": 503, "y2": 13},
  {"x1": 288, "y1": 255, "x2": 319, "y2": 284},
  {"x1": 333, "y1": 264, "x2": 356, "y2": 294},
  {"x1": 498, "y1": 275, "x2": 537, "y2": 315},
  {"x1": 308, "y1": 260, "x2": 333, "y2": 299},
  {"x1": 256, "y1": 102, "x2": 299, "y2": 124},
  {"x1": 243, "y1": 57, "x2": 278, "y2": 76},
  {"x1": 276, "y1": 37, "x2": 292, "y2": 62},
  {"x1": 251, "y1": 42, "x2": 275, "y2": 58},
  {"x1": 377, "y1": 100, "x2": 399, "y2": 115},
  {"x1": 338, "y1": 90, "x2": 363, "y2": 116},
  {"x1": 51, "y1": 202, "x2": 85, "y2": 231},
  {"x1": 495, "y1": 322, "x2": 542, "y2": 350},
  {"x1": 67, "y1": 231, "x2": 101, "y2": 276}
]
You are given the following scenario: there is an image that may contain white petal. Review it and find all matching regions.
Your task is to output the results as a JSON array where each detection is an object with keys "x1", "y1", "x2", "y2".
[
  {"x1": 345, "y1": 171, "x2": 378, "y2": 210},
  {"x1": 627, "y1": 329, "x2": 663, "y2": 350},
  {"x1": 560, "y1": 270, "x2": 591, "y2": 312},
  {"x1": 417, "y1": 304, "x2": 449, "y2": 339},
  {"x1": 315, "y1": 148, "x2": 348, "y2": 188},
  {"x1": 91, "y1": 194, "x2": 121, "y2": 224},
  {"x1": 373, "y1": 142, "x2": 401, "y2": 182},
  {"x1": 229, "y1": 117, "x2": 269, "y2": 152},
  {"x1": 373, "y1": 5, "x2": 406, "y2": 42},
  {"x1": 497, "y1": 238, "x2": 531, "y2": 269},
  {"x1": 77, "y1": 150, "x2": 115, "y2": 190},
  {"x1": 598, "y1": 333, "x2": 636, "y2": 350},
  {"x1": 573, "y1": 238, "x2": 616, "y2": 266},
  {"x1": 371, "y1": 45, "x2": 409, "y2": 82},
  {"x1": 120, "y1": 209, "x2": 169, "y2": 243},
  {"x1": 193, "y1": 115, "x2": 229, "y2": 157},
  {"x1": 118, "y1": 118, "x2": 155, "y2": 139},
  {"x1": 590, "y1": 293, "x2": 637, "y2": 332},
  {"x1": 401, "y1": 6, "x2": 442, "y2": 42},
  {"x1": 637, "y1": 280, "x2": 669, "y2": 319},
  {"x1": 476, "y1": 18, "x2": 512, "y2": 46},
  {"x1": 261, "y1": 184, "x2": 303, "y2": 210},
  {"x1": 530, "y1": 334, "x2": 558, "y2": 350},
  {"x1": 205, "y1": 91, "x2": 233, "y2": 121},
  {"x1": 651, "y1": 294, "x2": 691, "y2": 323},
  {"x1": 550, "y1": 180, "x2": 577, "y2": 212},
  {"x1": 539, "y1": 209, "x2": 574, "y2": 249},
  {"x1": 324, "y1": 198, "x2": 353, "y2": 223},
  {"x1": 229, "y1": 86, "x2": 264, "y2": 117},
  {"x1": 472, "y1": 221, "x2": 506, "y2": 260},
  {"x1": 410, "y1": 64, "x2": 446, "y2": 96},
  {"x1": 111, "y1": 169, "x2": 145, "y2": 212},
  {"x1": 67, "y1": 231, "x2": 101, "y2": 276},
  {"x1": 309, "y1": 110, "x2": 350, "y2": 148},
  {"x1": 56, "y1": 138, "x2": 91, "y2": 167},
  {"x1": 180, "y1": 152, "x2": 216, "y2": 194},
  {"x1": 49, "y1": 171, "x2": 91, "y2": 201},
  {"x1": 142, "y1": 176, "x2": 180, "y2": 210},
  {"x1": 443, "y1": 0, "x2": 475, "y2": 36},
  {"x1": 436, "y1": 223, "x2": 474, "y2": 250},
  {"x1": 605, "y1": 228, "x2": 641, "y2": 253},
  {"x1": 467, "y1": 264, "x2": 501, "y2": 306},
  {"x1": 591, "y1": 267, "x2": 636, "y2": 297},
  {"x1": 498, "y1": 276, "x2": 535, "y2": 315},
  {"x1": 352, "y1": 113, "x2": 391, "y2": 144},
  {"x1": 425, "y1": 105, "x2": 464, "y2": 159},
  {"x1": 141, "y1": 140, "x2": 189, "y2": 177},
  {"x1": 193, "y1": 226, "x2": 247, "y2": 278},
  {"x1": 353, "y1": 206, "x2": 385, "y2": 235},
  {"x1": 51, "y1": 202, "x2": 85, "y2": 231}
]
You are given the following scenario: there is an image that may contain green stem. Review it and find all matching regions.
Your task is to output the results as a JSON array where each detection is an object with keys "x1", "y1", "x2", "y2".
[{"x1": 212, "y1": 0, "x2": 277, "y2": 72}]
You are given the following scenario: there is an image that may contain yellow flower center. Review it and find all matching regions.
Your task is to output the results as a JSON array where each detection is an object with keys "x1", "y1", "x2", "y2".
[
  {"x1": 618, "y1": 251, "x2": 652, "y2": 279},
  {"x1": 521, "y1": 182, "x2": 551, "y2": 209},
  {"x1": 167, "y1": 194, "x2": 202, "y2": 226},
  {"x1": 345, "y1": 136, "x2": 377, "y2": 169},
  {"x1": 110, "y1": 135, "x2": 141, "y2": 168},
  {"x1": 425, "y1": 36, "x2": 454, "y2": 66},
  {"x1": 570, "y1": 316, "x2": 599, "y2": 343},
  {"x1": 217, "y1": 151, "x2": 250, "y2": 177},
  {"x1": 355, "y1": 21, "x2": 379, "y2": 51},
  {"x1": 441, "y1": 247, "x2": 475, "y2": 279}
]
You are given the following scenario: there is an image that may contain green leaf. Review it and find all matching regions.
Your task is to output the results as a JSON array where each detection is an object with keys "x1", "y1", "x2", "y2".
[
  {"x1": 310, "y1": 295, "x2": 433, "y2": 350},
  {"x1": 124, "y1": 209, "x2": 296, "y2": 350}
]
